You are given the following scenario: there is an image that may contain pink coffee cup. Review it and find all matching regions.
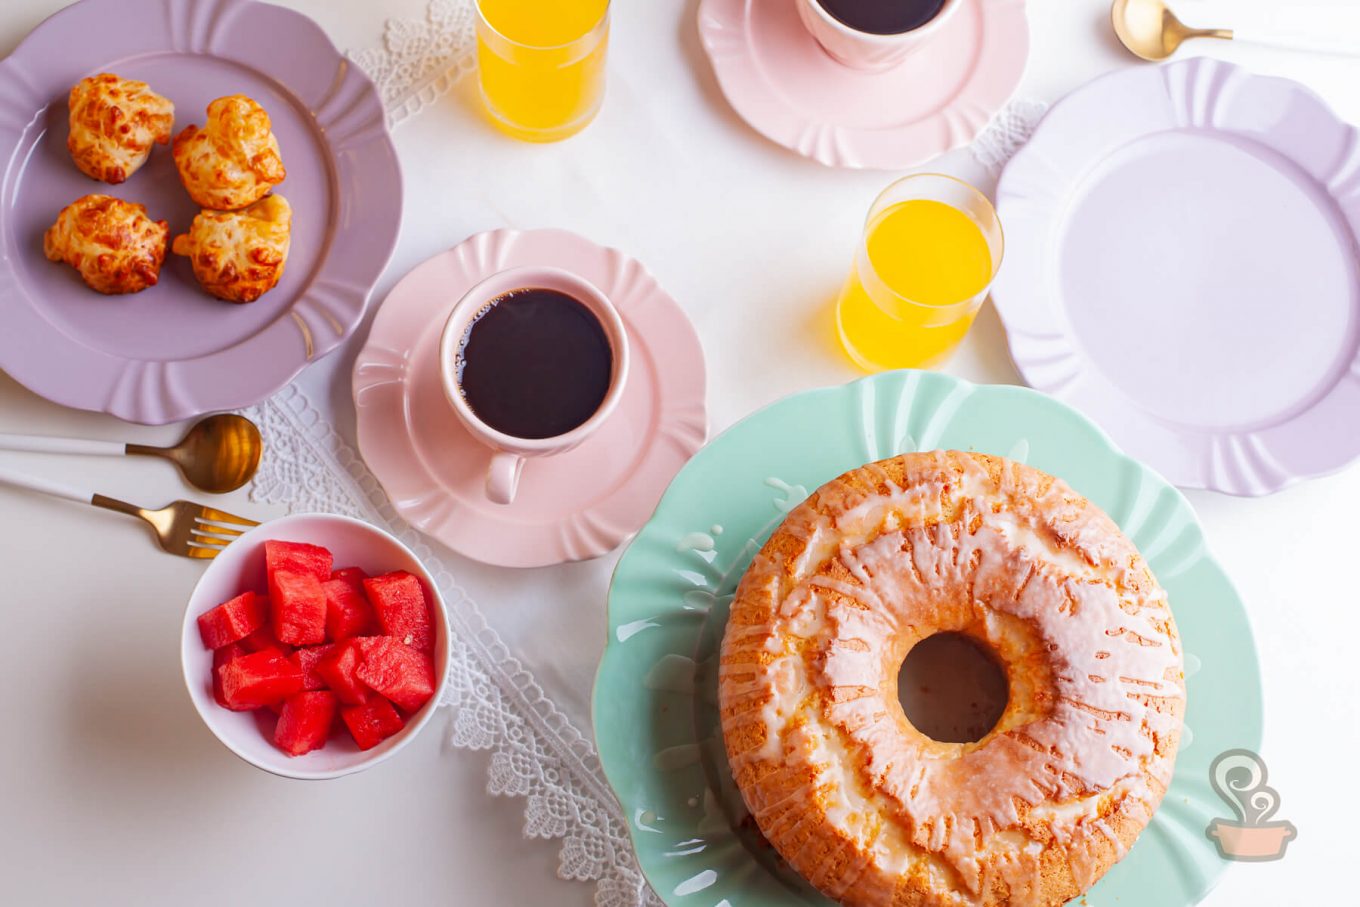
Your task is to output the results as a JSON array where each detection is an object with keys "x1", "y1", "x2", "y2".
[
  {"x1": 438, "y1": 266, "x2": 630, "y2": 506},
  {"x1": 795, "y1": 0, "x2": 961, "y2": 72}
]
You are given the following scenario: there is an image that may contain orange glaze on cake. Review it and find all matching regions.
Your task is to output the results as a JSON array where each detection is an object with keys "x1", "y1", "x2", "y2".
[{"x1": 718, "y1": 451, "x2": 1184, "y2": 906}]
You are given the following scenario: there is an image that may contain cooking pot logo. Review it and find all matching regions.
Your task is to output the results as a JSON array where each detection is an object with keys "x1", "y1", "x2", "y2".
[{"x1": 1205, "y1": 749, "x2": 1296, "y2": 862}]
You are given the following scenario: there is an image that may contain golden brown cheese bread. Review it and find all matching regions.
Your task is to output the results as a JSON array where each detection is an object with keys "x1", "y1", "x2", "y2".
[
  {"x1": 44, "y1": 194, "x2": 169, "y2": 295},
  {"x1": 172, "y1": 194, "x2": 292, "y2": 303},
  {"x1": 719, "y1": 451, "x2": 1184, "y2": 907},
  {"x1": 66, "y1": 73, "x2": 175, "y2": 184},
  {"x1": 172, "y1": 95, "x2": 285, "y2": 210}
]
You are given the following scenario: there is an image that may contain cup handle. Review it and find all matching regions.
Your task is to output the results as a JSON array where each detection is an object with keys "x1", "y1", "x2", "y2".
[{"x1": 486, "y1": 451, "x2": 525, "y2": 505}]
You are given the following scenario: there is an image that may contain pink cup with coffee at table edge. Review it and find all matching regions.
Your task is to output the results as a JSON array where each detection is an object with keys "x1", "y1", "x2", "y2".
[
  {"x1": 438, "y1": 266, "x2": 630, "y2": 505},
  {"x1": 796, "y1": 0, "x2": 962, "y2": 72}
]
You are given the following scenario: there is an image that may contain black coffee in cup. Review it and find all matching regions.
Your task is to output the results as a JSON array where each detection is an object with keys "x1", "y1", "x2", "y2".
[
  {"x1": 455, "y1": 288, "x2": 613, "y2": 440},
  {"x1": 815, "y1": 0, "x2": 948, "y2": 35}
]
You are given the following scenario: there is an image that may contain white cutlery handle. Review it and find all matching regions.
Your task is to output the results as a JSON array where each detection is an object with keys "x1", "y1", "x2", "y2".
[
  {"x1": 0, "y1": 433, "x2": 127, "y2": 456},
  {"x1": 1193, "y1": 2, "x2": 1360, "y2": 56},
  {"x1": 0, "y1": 462, "x2": 95, "y2": 504},
  {"x1": 1235, "y1": 24, "x2": 1360, "y2": 56}
]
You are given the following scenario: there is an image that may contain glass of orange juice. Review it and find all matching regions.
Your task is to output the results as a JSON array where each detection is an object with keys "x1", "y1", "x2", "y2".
[
  {"x1": 835, "y1": 173, "x2": 1004, "y2": 371},
  {"x1": 475, "y1": 0, "x2": 610, "y2": 143}
]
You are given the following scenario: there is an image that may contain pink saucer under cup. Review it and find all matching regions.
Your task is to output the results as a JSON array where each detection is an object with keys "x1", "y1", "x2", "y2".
[
  {"x1": 437, "y1": 266, "x2": 631, "y2": 506},
  {"x1": 698, "y1": 0, "x2": 1029, "y2": 169},
  {"x1": 795, "y1": 0, "x2": 961, "y2": 72},
  {"x1": 353, "y1": 229, "x2": 708, "y2": 569}
]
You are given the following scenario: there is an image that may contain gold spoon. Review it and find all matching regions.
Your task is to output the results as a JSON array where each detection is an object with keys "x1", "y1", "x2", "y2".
[
  {"x1": 1111, "y1": 0, "x2": 1231, "y2": 62},
  {"x1": 127, "y1": 414, "x2": 263, "y2": 494},
  {"x1": 1113, "y1": 0, "x2": 1360, "y2": 61},
  {"x1": 0, "y1": 414, "x2": 263, "y2": 494}
]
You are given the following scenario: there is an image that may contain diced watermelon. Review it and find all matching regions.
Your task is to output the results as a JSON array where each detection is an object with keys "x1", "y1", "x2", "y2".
[
  {"x1": 355, "y1": 636, "x2": 436, "y2": 713},
  {"x1": 331, "y1": 566, "x2": 368, "y2": 585},
  {"x1": 363, "y1": 572, "x2": 435, "y2": 654},
  {"x1": 203, "y1": 550, "x2": 439, "y2": 756},
  {"x1": 218, "y1": 651, "x2": 304, "y2": 710},
  {"x1": 293, "y1": 644, "x2": 335, "y2": 691},
  {"x1": 270, "y1": 570, "x2": 327, "y2": 646},
  {"x1": 317, "y1": 639, "x2": 371, "y2": 705},
  {"x1": 341, "y1": 696, "x2": 404, "y2": 750},
  {"x1": 322, "y1": 577, "x2": 375, "y2": 642},
  {"x1": 197, "y1": 591, "x2": 266, "y2": 649},
  {"x1": 265, "y1": 539, "x2": 333, "y2": 584},
  {"x1": 212, "y1": 642, "x2": 248, "y2": 709},
  {"x1": 241, "y1": 623, "x2": 290, "y2": 655},
  {"x1": 275, "y1": 691, "x2": 337, "y2": 756}
]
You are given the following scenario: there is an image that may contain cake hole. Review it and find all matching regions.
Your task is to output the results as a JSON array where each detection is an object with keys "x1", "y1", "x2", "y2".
[{"x1": 898, "y1": 632, "x2": 1009, "y2": 743}]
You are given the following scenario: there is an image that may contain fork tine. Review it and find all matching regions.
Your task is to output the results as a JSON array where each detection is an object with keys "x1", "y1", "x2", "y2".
[
  {"x1": 189, "y1": 524, "x2": 233, "y2": 546},
  {"x1": 191, "y1": 528, "x2": 240, "y2": 546},
  {"x1": 191, "y1": 529, "x2": 242, "y2": 545},
  {"x1": 196, "y1": 506, "x2": 259, "y2": 528},
  {"x1": 193, "y1": 518, "x2": 244, "y2": 538},
  {"x1": 185, "y1": 543, "x2": 223, "y2": 559}
]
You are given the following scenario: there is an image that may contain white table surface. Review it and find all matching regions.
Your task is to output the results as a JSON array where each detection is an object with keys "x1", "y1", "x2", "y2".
[{"x1": 2, "y1": 0, "x2": 1357, "y2": 904}]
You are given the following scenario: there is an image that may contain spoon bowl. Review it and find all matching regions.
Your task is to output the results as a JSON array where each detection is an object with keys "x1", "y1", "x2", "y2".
[
  {"x1": 128, "y1": 414, "x2": 262, "y2": 494},
  {"x1": 1112, "y1": 0, "x2": 1232, "y2": 61}
]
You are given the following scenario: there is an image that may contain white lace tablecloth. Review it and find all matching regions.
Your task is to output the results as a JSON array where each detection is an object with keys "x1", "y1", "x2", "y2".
[{"x1": 229, "y1": 1, "x2": 1360, "y2": 904}]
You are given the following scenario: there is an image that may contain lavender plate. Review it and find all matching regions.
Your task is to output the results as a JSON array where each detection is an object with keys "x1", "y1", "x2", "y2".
[
  {"x1": 0, "y1": 0, "x2": 400, "y2": 424},
  {"x1": 993, "y1": 59, "x2": 1360, "y2": 495}
]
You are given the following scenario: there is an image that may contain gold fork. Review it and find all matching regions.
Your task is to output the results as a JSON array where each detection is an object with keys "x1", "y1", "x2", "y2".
[
  {"x1": 91, "y1": 495, "x2": 259, "y2": 558},
  {"x1": 0, "y1": 463, "x2": 258, "y2": 559}
]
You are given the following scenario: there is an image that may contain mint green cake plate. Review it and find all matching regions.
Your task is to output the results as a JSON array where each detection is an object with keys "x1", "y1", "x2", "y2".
[{"x1": 594, "y1": 371, "x2": 1262, "y2": 906}]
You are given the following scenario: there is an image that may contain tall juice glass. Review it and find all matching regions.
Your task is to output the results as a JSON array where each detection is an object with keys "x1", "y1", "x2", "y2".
[
  {"x1": 476, "y1": 0, "x2": 610, "y2": 143},
  {"x1": 835, "y1": 174, "x2": 1004, "y2": 371}
]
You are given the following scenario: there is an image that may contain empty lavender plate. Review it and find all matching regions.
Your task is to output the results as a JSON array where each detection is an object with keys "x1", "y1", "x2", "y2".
[
  {"x1": 0, "y1": 0, "x2": 400, "y2": 424},
  {"x1": 993, "y1": 58, "x2": 1360, "y2": 496}
]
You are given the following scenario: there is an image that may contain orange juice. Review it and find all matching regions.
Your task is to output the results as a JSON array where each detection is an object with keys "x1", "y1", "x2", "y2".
[
  {"x1": 476, "y1": 0, "x2": 609, "y2": 142},
  {"x1": 836, "y1": 189, "x2": 999, "y2": 371}
]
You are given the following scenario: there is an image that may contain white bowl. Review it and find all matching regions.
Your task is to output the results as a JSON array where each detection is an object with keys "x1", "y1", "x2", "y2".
[{"x1": 181, "y1": 513, "x2": 451, "y2": 780}]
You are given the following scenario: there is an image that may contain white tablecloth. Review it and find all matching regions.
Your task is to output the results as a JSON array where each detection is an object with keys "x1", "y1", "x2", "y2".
[{"x1": 1, "y1": 1, "x2": 1356, "y2": 904}]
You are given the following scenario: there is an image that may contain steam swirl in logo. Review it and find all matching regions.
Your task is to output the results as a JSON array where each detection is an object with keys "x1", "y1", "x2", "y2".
[{"x1": 1210, "y1": 749, "x2": 1279, "y2": 826}]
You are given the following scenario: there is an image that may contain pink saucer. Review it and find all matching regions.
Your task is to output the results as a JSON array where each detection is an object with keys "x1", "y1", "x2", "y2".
[
  {"x1": 698, "y1": 0, "x2": 1029, "y2": 170},
  {"x1": 352, "y1": 229, "x2": 708, "y2": 569}
]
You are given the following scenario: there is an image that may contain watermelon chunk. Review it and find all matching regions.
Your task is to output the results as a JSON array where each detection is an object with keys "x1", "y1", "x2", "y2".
[
  {"x1": 212, "y1": 642, "x2": 248, "y2": 708},
  {"x1": 355, "y1": 637, "x2": 436, "y2": 713},
  {"x1": 270, "y1": 571, "x2": 327, "y2": 646},
  {"x1": 317, "y1": 639, "x2": 371, "y2": 705},
  {"x1": 341, "y1": 696, "x2": 404, "y2": 750},
  {"x1": 264, "y1": 539, "x2": 333, "y2": 584},
  {"x1": 363, "y1": 572, "x2": 435, "y2": 654},
  {"x1": 275, "y1": 691, "x2": 337, "y2": 756},
  {"x1": 293, "y1": 644, "x2": 335, "y2": 691},
  {"x1": 331, "y1": 566, "x2": 368, "y2": 585},
  {"x1": 322, "y1": 577, "x2": 375, "y2": 642},
  {"x1": 197, "y1": 591, "x2": 265, "y2": 649},
  {"x1": 241, "y1": 623, "x2": 290, "y2": 655},
  {"x1": 218, "y1": 651, "x2": 304, "y2": 710}
]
